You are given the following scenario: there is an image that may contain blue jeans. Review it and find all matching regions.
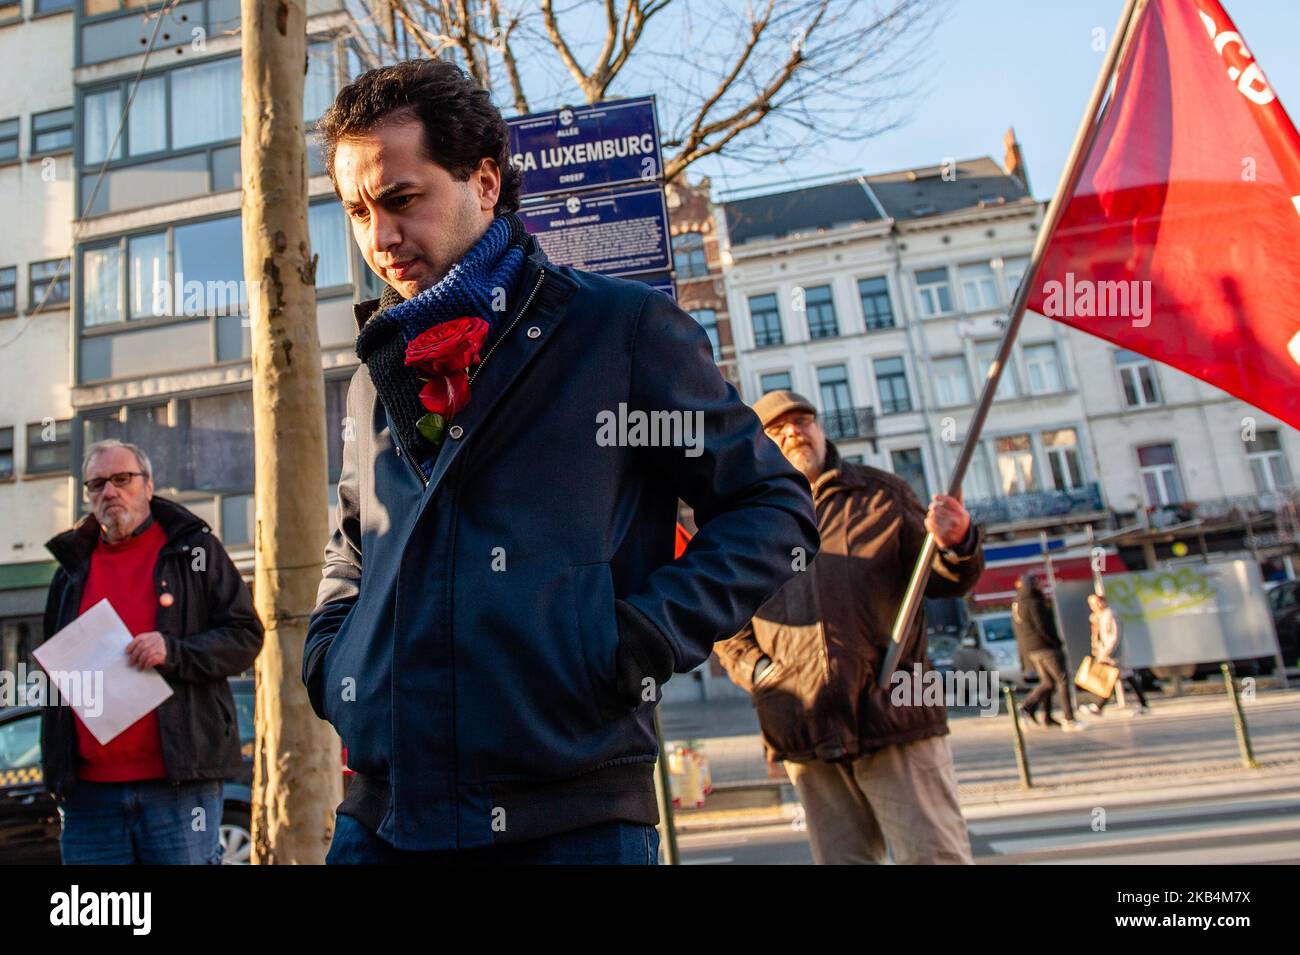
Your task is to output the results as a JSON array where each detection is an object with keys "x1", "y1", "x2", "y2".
[
  {"x1": 59, "y1": 779, "x2": 225, "y2": 865},
  {"x1": 327, "y1": 813, "x2": 660, "y2": 865}
]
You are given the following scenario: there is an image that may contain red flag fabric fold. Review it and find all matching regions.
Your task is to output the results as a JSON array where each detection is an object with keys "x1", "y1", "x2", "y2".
[{"x1": 1028, "y1": 0, "x2": 1300, "y2": 427}]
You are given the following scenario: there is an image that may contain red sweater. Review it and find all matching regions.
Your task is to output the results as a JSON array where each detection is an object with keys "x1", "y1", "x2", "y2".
[{"x1": 74, "y1": 518, "x2": 169, "y2": 782}]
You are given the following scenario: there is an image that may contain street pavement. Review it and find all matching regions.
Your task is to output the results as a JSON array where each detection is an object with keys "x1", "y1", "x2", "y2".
[{"x1": 661, "y1": 681, "x2": 1300, "y2": 864}]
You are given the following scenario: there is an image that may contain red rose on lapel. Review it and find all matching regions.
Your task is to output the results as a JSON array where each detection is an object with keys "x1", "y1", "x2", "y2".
[
  {"x1": 404, "y1": 316, "x2": 490, "y2": 376},
  {"x1": 418, "y1": 371, "x2": 471, "y2": 417}
]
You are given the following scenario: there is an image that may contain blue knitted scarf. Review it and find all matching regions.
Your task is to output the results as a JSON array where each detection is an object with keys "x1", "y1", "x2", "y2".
[{"x1": 371, "y1": 213, "x2": 528, "y2": 344}]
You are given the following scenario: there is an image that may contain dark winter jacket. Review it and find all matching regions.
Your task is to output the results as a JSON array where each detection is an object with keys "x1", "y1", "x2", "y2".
[
  {"x1": 41, "y1": 496, "x2": 264, "y2": 799},
  {"x1": 303, "y1": 232, "x2": 819, "y2": 851},
  {"x1": 1011, "y1": 578, "x2": 1063, "y2": 659},
  {"x1": 717, "y1": 442, "x2": 984, "y2": 762}
]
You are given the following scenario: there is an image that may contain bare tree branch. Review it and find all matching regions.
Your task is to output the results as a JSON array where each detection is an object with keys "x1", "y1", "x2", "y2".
[{"x1": 366, "y1": 0, "x2": 947, "y2": 182}]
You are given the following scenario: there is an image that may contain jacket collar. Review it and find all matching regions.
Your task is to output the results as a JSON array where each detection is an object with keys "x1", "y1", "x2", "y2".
[
  {"x1": 355, "y1": 233, "x2": 580, "y2": 504},
  {"x1": 45, "y1": 496, "x2": 208, "y2": 573},
  {"x1": 426, "y1": 237, "x2": 578, "y2": 501}
]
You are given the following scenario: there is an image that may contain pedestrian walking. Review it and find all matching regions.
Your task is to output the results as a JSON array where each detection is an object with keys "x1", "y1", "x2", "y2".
[
  {"x1": 1082, "y1": 593, "x2": 1150, "y2": 716},
  {"x1": 717, "y1": 391, "x2": 984, "y2": 865},
  {"x1": 1011, "y1": 574, "x2": 1084, "y2": 731},
  {"x1": 40, "y1": 439, "x2": 264, "y2": 864},
  {"x1": 304, "y1": 60, "x2": 819, "y2": 864}
]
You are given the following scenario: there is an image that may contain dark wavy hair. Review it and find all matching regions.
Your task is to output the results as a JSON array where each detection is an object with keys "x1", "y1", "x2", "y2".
[{"x1": 317, "y1": 59, "x2": 522, "y2": 215}]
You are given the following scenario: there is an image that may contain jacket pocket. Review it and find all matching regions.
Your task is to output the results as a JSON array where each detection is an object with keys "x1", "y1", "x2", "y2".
[{"x1": 570, "y1": 561, "x2": 621, "y2": 722}]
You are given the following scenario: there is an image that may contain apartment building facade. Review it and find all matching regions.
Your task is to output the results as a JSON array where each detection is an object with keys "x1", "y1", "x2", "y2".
[
  {"x1": 0, "y1": 0, "x2": 77, "y2": 676},
  {"x1": 719, "y1": 149, "x2": 1300, "y2": 613},
  {"x1": 0, "y1": 0, "x2": 371, "y2": 672}
]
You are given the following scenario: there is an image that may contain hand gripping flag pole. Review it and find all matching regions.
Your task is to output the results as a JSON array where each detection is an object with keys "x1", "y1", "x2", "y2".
[{"x1": 877, "y1": 0, "x2": 1146, "y2": 689}]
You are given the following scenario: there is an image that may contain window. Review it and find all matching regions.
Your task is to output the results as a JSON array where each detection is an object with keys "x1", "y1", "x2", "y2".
[
  {"x1": 1247, "y1": 430, "x2": 1292, "y2": 493},
  {"x1": 1138, "y1": 444, "x2": 1183, "y2": 506},
  {"x1": 0, "y1": 118, "x2": 18, "y2": 163},
  {"x1": 891, "y1": 448, "x2": 928, "y2": 502},
  {"x1": 975, "y1": 340, "x2": 1019, "y2": 399},
  {"x1": 874, "y1": 356, "x2": 912, "y2": 414},
  {"x1": 309, "y1": 201, "x2": 350, "y2": 290},
  {"x1": 958, "y1": 262, "x2": 999, "y2": 311},
  {"x1": 0, "y1": 711, "x2": 40, "y2": 772},
  {"x1": 171, "y1": 57, "x2": 241, "y2": 149},
  {"x1": 83, "y1": 88, "x2": 123, "y2": 165},
  {"x1": 749, "y1": 293, "x2": 783, "y2": 348},
  {"x1": 82, "y1": 244, "x2": 123, "y2": 326},
  {"x1": 128, "y1": 76, "x2": 167, "y2": 156},
  {"x1": 0, "y1": 266, "x2": 15, "y2": 317},
  {"x1": 1002, "y1": 256, "x2": 1028, "y2": 301},
  {"x1": 1043, "y1": 428, "x2": 1083, "y2": 490},
  {"x1": 128, "y1": 232, "x2": 168, "y2": 319},
  {"x1": 759, "y1": 371, "x2": 791, "y2": 394},
  {"x1": 930, "y1": 356, "x2": 971, "y2": 406},
  {"x1": 1023, "y1": 342, "x2": 1064, "y2": 394},
  {"x1": 1116, "y1": 349, "x2": 1161, "y2": 408},
  {"x1": 962, "y1": 443, "x2": 995, "y2": 502},
  {"x1": 857, "y1": 276, "x2": 894, "y2": 330},
  {"x1": 818, "y1": 364, "x2": 852, "y2": 416},
  {"x1": 36, "y1": 0, "x2": 76, "y2": 11},
  {"x1": 802, "y1": 285, "x2": 838, "y2": 339},
  {"x1": 672, "y1": 232, "x2": 708, "y2": 279},
  {"x1": 174, "y1": 216, "x2": 245, "y2": 314},
  {"x1": 819, "y1": 365, "x2": 860, "y2": 440},
  {"x1": 0, "y1": 1, "x2": 21, "y2": 21},
  {"x1": 914, "y1": 267, "x2": 953, "y2": 317},
  {"x1": 0, "y1": 428, "x2": 13, "y2": 479},
  {"x1": 31, "y1": 108, "x2": 73, "y2": 155},
  {"x1": 30, "y1": 259, "x2": 70, "y2": 310},
  {"x1": 26, "y1": 419, "x2": 72, "y2": 474},
  {"x1": 304, "y1": 41, "x2": 339, "y2": 123},
  {"x1": 83, "y1": 0, "x2": 159, "y2": 13},
  {"x1": 689, "y1": 309, "x2": 721, "y2": 362},
  {"x1": 995, "y1": 434, "x2": 1036, "y2": 495}
]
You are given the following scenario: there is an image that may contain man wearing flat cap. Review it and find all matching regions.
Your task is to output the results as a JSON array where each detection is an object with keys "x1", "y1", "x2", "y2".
[{"x1": 718, "y1": 391, "x2": 984, "y2": 864}]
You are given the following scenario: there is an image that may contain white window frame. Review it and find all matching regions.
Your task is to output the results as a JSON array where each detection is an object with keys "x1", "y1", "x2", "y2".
[{"x1": 1023, "y1": 341, "x2": 1064, "y2": 395}]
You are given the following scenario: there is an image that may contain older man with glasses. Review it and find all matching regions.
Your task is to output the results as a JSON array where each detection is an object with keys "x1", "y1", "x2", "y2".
[
  {"x1": 718, "y1": 391, "x2": 985, "y2": 864},
  {"x1": 39, "y1": 439, "x2": 263, "y2": 864}
]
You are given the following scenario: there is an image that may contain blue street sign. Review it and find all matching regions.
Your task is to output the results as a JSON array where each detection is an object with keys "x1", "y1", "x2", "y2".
[
  {"x1": 508, "y1": 96, "x2": 663, "y2": 198},
  {"x1": 517, "y1": 184, "x2": 673, "y2": 277},
  {"x1": 633, "y1": 272, "x2": 676, "y2": 301}
]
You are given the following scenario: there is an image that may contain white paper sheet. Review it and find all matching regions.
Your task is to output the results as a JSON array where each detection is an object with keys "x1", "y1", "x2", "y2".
[{"x1": 32, "y1": 598, "x2": 173, "y2": 745}]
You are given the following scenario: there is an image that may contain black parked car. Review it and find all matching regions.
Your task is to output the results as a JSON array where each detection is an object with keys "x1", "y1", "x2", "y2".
[
  {"x1": 0, "y1": 677, "x2": 255, "y2": 865},
  {"x1": 1267, "y1": 579, "x2": 1300, "y2": 667}
]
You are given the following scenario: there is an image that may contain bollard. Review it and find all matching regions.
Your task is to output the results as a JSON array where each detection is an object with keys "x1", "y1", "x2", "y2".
[
  {"x1": 1004, "y1": 686, "x2": 1033, "y2": 789},
  {"x1": 1221, "y1": 663, "x2": 1259, "y2": 770},
  {"x1": 652, "y1": 707, "x2": 680, "y2": 864}
]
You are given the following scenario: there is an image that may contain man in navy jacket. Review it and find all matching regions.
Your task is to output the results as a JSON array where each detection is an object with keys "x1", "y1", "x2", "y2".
[{"x1": 304, "y1": 60, "x2": 818, "y2": 863}]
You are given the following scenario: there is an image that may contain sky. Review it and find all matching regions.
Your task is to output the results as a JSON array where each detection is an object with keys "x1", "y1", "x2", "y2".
[{"x1": 679, "y1": 0, "x2": 1300, "y2": 200}]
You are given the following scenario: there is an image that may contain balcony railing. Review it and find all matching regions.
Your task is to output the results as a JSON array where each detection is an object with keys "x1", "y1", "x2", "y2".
[
  {"x1": 820, "y1": 406, "x2": 878, "y2": 444},
  {"x1": 966, "y1": 482, "x2": 1104, "y2": 524}
]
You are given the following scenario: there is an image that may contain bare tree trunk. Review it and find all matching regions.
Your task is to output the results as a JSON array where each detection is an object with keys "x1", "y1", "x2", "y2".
[{"x1": 240, "y1": 0, "x2": 342, "y2": 865}]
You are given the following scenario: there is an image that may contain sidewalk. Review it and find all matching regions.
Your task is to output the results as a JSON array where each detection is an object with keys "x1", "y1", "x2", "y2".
[{"x1": 660, "y1": 683, "x2": 1300, "y2": 832}]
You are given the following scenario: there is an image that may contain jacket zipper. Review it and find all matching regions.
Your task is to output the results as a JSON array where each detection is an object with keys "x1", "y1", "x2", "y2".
[
  {"x1": 393, "y1": 269, "x2": 548, "y2": 489},
  {"x1": 469, "y1": 269, "x2": 547, "y2": 387}
]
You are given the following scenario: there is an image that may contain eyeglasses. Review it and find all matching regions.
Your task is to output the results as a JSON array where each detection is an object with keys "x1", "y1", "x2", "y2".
[
  {"x1": 84, "y1": 471, "x2": 146, "y2": 495},
  {"x1": 764, "y1": 414, "x2": 815, "y2": 438}
]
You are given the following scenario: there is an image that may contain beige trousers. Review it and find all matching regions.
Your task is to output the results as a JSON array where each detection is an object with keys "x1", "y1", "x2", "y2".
[{"x1": 784, "y1": 735, "x2": 973, "y2": 865}]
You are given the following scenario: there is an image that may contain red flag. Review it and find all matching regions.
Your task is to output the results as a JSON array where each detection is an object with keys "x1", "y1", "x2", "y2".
[{"x1": 1028, "y1": 0, "x2": 1300, "y2": 428}]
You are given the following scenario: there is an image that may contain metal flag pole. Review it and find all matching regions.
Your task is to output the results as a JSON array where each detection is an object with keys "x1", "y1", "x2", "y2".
[{"x1": 878, "y1": 0, "x2": 1146, "y2": 689}]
